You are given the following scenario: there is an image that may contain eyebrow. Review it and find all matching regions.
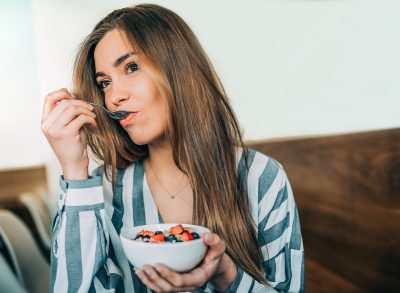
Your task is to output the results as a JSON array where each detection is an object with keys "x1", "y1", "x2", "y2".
[{"x1": 95, "y1": 52, "x2": 135, "y2": 79}]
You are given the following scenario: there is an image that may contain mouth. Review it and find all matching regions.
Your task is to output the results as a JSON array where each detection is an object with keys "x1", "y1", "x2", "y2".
[{"x1": 119, "y1": 112, "x2": 138, "y2": 126}]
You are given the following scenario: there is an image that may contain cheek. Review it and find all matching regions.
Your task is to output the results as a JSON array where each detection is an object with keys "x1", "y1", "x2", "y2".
[
  {"x1": 141, "y1": 81, "x2": 167, "y2": 129},
  {"x1": 147, "y1": 103, "x2": 168, "y2": 133},
  {"x1": 127, "y1": 102, "x2": 168, "y2": 145},
  {"x1": 103, "y1": 93, "x2": 114, "y2": 111},
  {"x1": 157, "y1": 111, "x2": 168, "y2": 132},
  {"x1": 127, "y1": 122, "x2": 167, "y2": 146}
]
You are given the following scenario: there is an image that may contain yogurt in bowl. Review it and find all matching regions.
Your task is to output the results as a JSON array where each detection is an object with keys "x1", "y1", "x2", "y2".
[{"x1": 120, "y1": 223, "x2": 210, "y2": 272}]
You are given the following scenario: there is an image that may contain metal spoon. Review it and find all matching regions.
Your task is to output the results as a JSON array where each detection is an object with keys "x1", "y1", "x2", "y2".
[{"x1": 87, "y1": 102, "x2": 132, "y2": 120}]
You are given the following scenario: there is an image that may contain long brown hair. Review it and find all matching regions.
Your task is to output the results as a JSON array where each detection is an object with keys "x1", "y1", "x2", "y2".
[{"x1": 72, "y1": 4, "x2": 267, "y2": 284}]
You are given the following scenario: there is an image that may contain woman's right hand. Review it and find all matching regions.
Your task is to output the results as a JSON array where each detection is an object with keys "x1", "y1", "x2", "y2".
[{"x1": 41, "y1": 88, "x2": 97, "y2": 180}]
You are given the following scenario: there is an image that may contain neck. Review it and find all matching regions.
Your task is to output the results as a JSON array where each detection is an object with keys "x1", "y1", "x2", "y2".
[{"x1": 147, "y1": 138, "x2": 180, "y2": 176}]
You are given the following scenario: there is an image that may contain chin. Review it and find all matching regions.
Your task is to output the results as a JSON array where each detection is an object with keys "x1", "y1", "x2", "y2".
[
  {"x1": 128, "y1": 131, "x2": 167, "y2": 146},
  {"x1": 128, "y1": 132, "x2": 153, "y2": 146},
  {"x1": 129, "y1": 136, "x2": 149, "y2": 146}
]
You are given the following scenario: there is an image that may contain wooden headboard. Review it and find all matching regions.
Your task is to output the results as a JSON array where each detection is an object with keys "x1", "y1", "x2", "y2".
[{"x1": 248, "y1": 128, "x2": 400, "y2": 293}]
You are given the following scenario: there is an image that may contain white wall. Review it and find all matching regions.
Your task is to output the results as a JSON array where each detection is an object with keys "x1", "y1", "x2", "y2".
[
  {"x1": 0, "y1": 0, "x2": 43, "y2": 168},
  {"x1": 2, "y1": 0, "x2": 400, "y2": 193}
]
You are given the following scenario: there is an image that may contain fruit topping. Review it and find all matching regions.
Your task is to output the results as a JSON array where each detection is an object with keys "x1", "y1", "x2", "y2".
[
  {"x1": 152, "y1": 233, "x2": 166, "y2": 243},
  {"x1": 170, "y1": 224, "x2": 184, "y2": 235},
  {"x1": 181, "y1": 231, "x2": 194, "y2": 241},
  {"x1": 133, "y1": 225, "x2": 202, "y2": 244}
]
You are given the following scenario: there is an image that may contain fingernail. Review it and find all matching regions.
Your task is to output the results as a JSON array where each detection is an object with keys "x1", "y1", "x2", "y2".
[
  {"x1": 135, "y1": 268, "x2": 143, "y2": 273},
  {"x1": 155, "y1": 264, "x2": 163, "y2": 273},
  {"x1": 88, "y1": 104, "x2": 94, "y2": 110}
]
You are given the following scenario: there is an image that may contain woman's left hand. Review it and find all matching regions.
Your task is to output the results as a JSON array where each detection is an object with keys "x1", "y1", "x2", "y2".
[{"x1": 134, "y1": 233, "x2": 237, "y2": 293}]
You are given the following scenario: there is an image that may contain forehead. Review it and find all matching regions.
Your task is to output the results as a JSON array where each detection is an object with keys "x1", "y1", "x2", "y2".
[{"x1": 94, "y1": 29, "x2": 133, "y2": 67}]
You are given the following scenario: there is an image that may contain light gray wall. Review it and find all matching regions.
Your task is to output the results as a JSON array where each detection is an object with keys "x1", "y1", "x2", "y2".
[
  {"x1": 0, "y1": 0, "x2": 43, "y2": 168},
  {"x1": 1, "y1": 0, "x2": 399, "y2": 193},
  {"x1": 32, "y1": 0, "x2": 400, "y2": 142}
]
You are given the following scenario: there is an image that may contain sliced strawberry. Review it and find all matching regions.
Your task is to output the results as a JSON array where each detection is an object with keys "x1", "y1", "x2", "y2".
[
  {"x1": 137, "y1": 230, "x2": 145, "y2": 236},
  {"x1": 151, "y1": 233, "x2": 165, "y2": 243},
  {"x1": 142, "y1": 230, "x2": 155, "y2": 237},
  {"x1": 183, "y1": 227, "x2": 193, "y2": 233},
  {"x1": 170, "y1": 224, "x2": 184, "y2": 235},
  {"x1": 181, "y1": 231, "x2": 194, "y2": 241}
]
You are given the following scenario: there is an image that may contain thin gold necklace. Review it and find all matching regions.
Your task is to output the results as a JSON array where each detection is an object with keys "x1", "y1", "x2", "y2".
[{"x1": 148, "y1": 162, "x2": 189, "y2": 199}]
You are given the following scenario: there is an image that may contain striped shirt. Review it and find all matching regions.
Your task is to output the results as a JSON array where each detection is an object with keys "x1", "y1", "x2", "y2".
[{"x1": 50, "y1": 149, "x2": 304, "y2": 292}]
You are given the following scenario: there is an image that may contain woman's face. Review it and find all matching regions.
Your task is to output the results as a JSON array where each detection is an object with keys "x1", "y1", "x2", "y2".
[{"x1": 94, "y1": 29, "x2": 168, "y2": 145}]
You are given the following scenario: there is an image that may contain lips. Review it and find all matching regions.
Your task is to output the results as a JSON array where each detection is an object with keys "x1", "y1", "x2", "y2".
[{"x1": 119, "y1": 112, "x2": 138, "y2": 126}]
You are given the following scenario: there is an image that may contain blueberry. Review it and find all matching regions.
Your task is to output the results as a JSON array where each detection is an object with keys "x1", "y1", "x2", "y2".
[
  {"x1": 191, "y1": 232, "x2": 200, "y2": 239},
  {"x1": 155, "y1": 231, "x2": 163, "y2": 235},
  {"x1": 166, "y1": 235, "x2": 177, "y2": 242},
  {"x1": 134, "y1": 235, "x2": 143, "y2": 240}
]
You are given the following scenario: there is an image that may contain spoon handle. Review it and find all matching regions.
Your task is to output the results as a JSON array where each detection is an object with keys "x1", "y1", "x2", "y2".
[{"x1": 86, "y1": 102, "x2": 131, "y2": 120}]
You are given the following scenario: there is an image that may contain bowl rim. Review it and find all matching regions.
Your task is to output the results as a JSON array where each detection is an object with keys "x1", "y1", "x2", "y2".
[{"x1": 120, "y1": 223, "x2": 211, "y2": 247}]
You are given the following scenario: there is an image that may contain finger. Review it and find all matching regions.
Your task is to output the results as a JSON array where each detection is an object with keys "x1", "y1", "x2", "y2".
[
  {"x1": 142, "y1": 265, "x2": 178, "y2": 292},
  {"x1": 42, "y1": 89, "x2": 93, "y2": 123},
  {"x1": 50, "y1": 104, "x2": 96, "y2": 130},
  {"x1": 43, "y1": 100, "x2": 95, "y2": 132},
  {"x1": 64, "y1": 114, "x2": 97, "y2": 133},
  {"x1": 202, "y1": 234, "x2": 226, "y2": 263},
  {"x1": 155, "y1": 264, "x2": 204, "y2": 290},
  {"x1": 42, "y1": 88, "x2": 73, "y2": 122},
  {"x1": 51, "y1": 99, "x2": 94, "y2": 121},
  {"x1": 135, "y1": 268, "x2": 162, "y2": 293}
]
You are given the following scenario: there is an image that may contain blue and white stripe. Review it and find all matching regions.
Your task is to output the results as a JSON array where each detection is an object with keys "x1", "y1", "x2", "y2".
[{"x1": 50, "y1": 149, "x2": 304, "y2": 292}]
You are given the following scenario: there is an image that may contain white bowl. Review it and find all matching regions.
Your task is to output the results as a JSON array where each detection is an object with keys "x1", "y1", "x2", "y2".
[{"x1": 120, "y1": 223, "x2": 210, "y2": 272}]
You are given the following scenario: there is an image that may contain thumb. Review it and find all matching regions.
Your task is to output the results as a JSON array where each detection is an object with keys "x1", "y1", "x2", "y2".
[
  {"x1": 202, "y1": 233, "x2": 223, "y2": 249},
  {"x1": 202, "y1": 233, "x2": 215, "y2": 245}
]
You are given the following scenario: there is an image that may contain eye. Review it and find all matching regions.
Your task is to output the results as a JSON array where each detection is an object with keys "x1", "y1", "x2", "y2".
[
  {"x1": 126, "y1": 62, "x2": 140, "y2": 73},
  {"x1": 97, "y1": 80, "x2": 111, "y2": 90}
]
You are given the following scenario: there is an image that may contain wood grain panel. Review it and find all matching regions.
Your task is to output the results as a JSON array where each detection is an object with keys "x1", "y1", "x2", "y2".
[
  {"x1": 0, "y1": 165, "x2": 48, "y2": 205},
  {"x1": 248, "y1": 128, "x2": 400, "y2": 293},
  {"x1": 306, "y1": 258, "x2": 364, "y2": 293}
]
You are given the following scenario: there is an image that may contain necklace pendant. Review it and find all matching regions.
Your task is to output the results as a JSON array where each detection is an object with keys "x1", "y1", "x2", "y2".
[{"x1": 148, "y1": 162, "x2": 188, "y2": 201}]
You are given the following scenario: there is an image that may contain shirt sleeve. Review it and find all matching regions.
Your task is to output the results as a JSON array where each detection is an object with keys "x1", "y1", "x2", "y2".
[
  {"x1": 49, "y1": 174, "x2": 124, "y2": 293},
  {"x1": 227, "y1": 157, "x2": 305, "y2": 293}
]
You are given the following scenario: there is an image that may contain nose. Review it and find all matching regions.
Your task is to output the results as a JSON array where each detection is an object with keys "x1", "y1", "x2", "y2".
[
  {"x1": 109, "y1": 79, "x2": 130, "y2": 107},
  {"x1": 110, "y1": 94, "x2": 128, "y2": 106}
]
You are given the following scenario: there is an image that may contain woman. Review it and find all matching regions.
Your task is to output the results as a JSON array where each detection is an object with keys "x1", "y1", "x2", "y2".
[{"x1": 41, "y1": 4, "x2": 304, "y2": 293}]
